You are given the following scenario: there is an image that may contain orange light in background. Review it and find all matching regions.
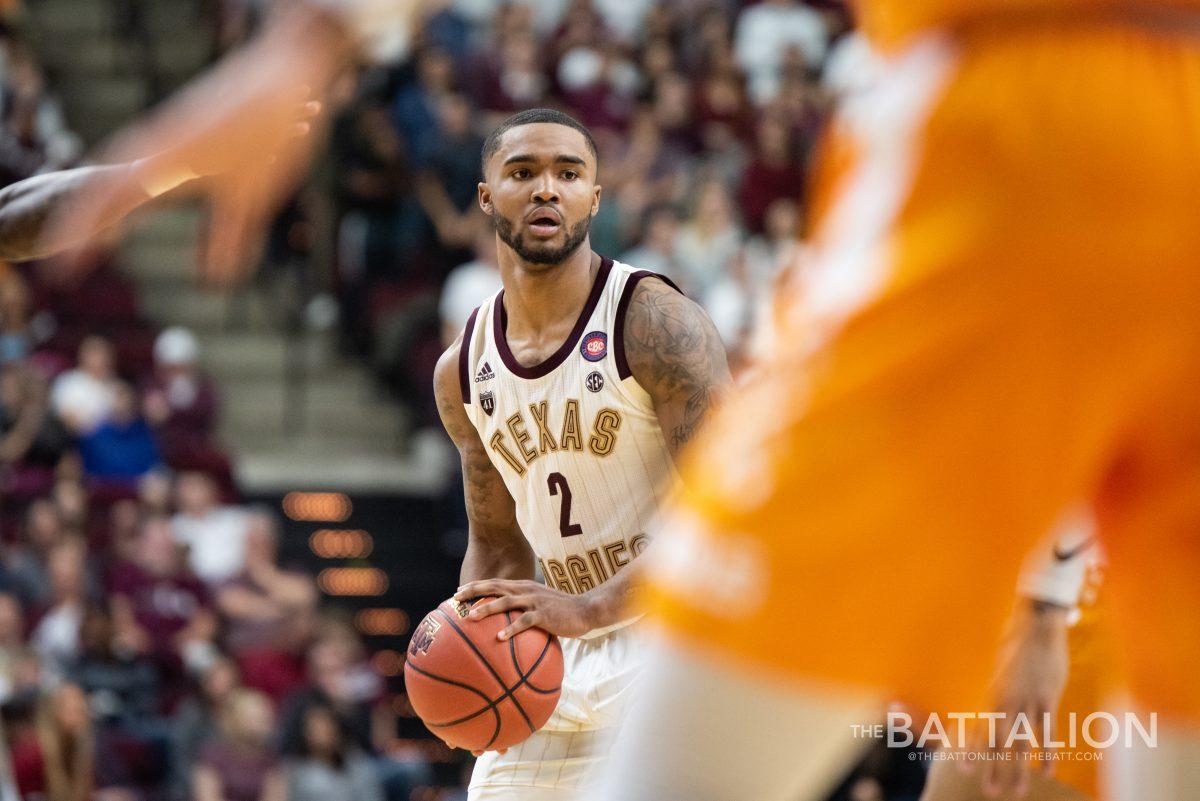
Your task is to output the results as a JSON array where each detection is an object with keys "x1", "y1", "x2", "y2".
[
  {"x1": 283, "y1": 492, "x2": 352, "y2": 522},
  {"x1": 356, "y1": 608, "x2": 410, "y2": 636},
  {"x1": 317, "y1": 567, "x2": 388, "y2": 596},
  {"x1": 371, "y1": 649, "x2": 405, "y2": 677},
  {"x1": 309, "y1": 529, "x2": 374, "y2": 559}
]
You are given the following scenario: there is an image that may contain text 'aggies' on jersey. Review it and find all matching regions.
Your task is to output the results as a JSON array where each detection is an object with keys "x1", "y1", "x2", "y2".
[{"x1": 458, "y1": 259, "x2": 677, "y2": 610}]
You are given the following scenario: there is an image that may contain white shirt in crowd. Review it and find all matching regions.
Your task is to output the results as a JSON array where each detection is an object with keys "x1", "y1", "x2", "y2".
[
  {"x1": 439, "y1": 259, "x2": 502, "y2": 332},
  {"x1": 50, "y1": 370, "x2": 117, "y2": 434},
  {"x1": 31, "y1": 602, "x2": 83, "y2": 684},
  {"x1": 673, "y1": 224, "x2": 744, "y2": 299},
  {"x1": 734, "y1": 1, "x2": 828, "y2": 105},
  {"x1": 171, "y1": 507, "x2": 250, "y2": 584},
  {"x1": 453, "y1": 0, "x2": 655, "y2": 41}
]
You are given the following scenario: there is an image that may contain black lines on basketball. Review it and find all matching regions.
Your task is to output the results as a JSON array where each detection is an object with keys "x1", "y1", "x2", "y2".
[
  {"x1": 436, "y1": 607, "x2": 538, "y2": 734},
  {"x1": 404, "y1": 661, "x2": 504, "y2": 749},
  {"x1": 406, "y1": 601, "x2": 563, "y2": 752},
  {"x1": 506, "y1": 620, "x2": 560, "y2": 696}
]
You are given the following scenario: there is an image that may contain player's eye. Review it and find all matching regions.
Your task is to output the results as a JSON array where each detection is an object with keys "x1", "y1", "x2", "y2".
[
  {"x1": 561, "y1": 170, "x2": 579, "y2": 181},
  {"x1": 511, "y1": 169, "x2": 531, "y2": 180}
]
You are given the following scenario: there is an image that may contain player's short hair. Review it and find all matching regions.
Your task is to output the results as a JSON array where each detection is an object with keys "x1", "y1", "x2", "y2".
[{"x1": 480, "y1": 108, "x2": 599, "y2": 177}]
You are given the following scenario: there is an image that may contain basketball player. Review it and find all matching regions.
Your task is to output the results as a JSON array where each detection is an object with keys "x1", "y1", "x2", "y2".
[
  {"x1": 432, "y1": 108, "x2": 730, "y2": 800},
  {"x1": 586, "y1": 3, "x2": 1200, "y2": 801}
]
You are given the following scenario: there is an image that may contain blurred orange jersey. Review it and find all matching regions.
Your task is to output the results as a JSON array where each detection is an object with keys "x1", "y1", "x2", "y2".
[
  {"x1": 641, "y1": 17, "x2": 1200, "y2": 724},
  {"x1": 859, "y1": 0, "x2": 1200, "y2": 48}
]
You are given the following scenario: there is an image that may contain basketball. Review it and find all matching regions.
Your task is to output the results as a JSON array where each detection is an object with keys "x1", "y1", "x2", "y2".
[{"x1": 404, "y1": 597, "x2": 564, "y2": 752}]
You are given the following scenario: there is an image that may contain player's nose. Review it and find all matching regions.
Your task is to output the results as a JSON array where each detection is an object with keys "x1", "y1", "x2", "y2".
[{"x1": 531, "y1": 177, "x2": 559, "y2": 204}]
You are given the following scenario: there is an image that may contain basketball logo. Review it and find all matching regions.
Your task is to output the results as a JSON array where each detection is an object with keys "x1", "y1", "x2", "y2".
[
  {"x1": 480, "y1": 390, "x2": 496, "y2": 416},
  {"x1": 409, "y1": 616, "x2": 441, "y2": 657},
  {"x1": 580, "y1": 331, "x2": 607, "y2": 362},
  {"x1": 586, "y1": 371, "x2": 604, "y2": 393}
]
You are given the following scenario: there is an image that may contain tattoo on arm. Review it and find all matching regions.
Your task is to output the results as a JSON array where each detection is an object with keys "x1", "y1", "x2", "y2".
[{"x1": 624, "y1": 278, "x2": 732, "y2": 457}]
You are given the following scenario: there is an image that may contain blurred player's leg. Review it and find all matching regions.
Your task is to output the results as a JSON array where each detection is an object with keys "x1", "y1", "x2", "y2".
[
  {"x1": 591, "y1": 635, "x2": 879, "y2": 801},
  {"x1": 1103, "y1": 713, "x2": 1200, "y2": 801}
]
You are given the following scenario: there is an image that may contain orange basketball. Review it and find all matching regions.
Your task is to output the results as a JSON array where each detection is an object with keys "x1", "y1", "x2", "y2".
[{"x1": 404, "y1": 597, "x2": 564, "y2": 751}]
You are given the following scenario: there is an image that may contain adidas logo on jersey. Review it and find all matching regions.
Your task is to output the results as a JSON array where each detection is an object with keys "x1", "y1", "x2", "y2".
[{"x1": 474, "y1": 361, "x2": 495, "y2": 383}]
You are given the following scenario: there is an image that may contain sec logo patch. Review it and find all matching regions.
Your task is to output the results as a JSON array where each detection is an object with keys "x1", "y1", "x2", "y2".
[
  {"x1": 586, "y1": 371, "x2": 604, "y2": 393},
  {"x1": 581, "y1": 331, "x2": 607, "y2": 362}
]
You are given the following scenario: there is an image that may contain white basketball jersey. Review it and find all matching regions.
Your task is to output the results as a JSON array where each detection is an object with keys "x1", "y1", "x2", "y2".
[{"x1": 459, "y1": 258, "x2": 677, "y2": 607}]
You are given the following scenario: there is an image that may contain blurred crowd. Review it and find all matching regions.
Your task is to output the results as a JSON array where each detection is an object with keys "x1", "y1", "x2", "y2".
[
  {"x1": 0, "y1": 17, "x2": 444, "y2": 801},
  {"x1": 0, "y1": 21, "x2": 80, "y2": 188},
  {"x1": 0, "y1": 260, "x2": 439, "y2": 801},
  {"x1": 0, "y1": 254, "x2": 439, "y2": 799},
  {"x1": 288, "y1": 0, "x2": 865, "y2": 423}
]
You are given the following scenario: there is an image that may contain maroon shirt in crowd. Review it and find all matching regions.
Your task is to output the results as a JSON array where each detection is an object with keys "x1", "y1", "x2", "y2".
[
  {"x1": 140, "y1": 373, "x2": 219, "y2": 435},
  {"x1": 738, "y1": 158, "x2": 806, "y2": 233},
  {"x1": 198, "y1": 741, "x2": 277, "y2": 801},
  {"x1": 108, "y1": 560, "x2": 210, "y2": 646}
]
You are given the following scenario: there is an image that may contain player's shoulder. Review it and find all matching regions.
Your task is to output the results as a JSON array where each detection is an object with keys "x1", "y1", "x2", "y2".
[
  {"x1": 620, "y1": 271, "x2": 712, "y2": 353},
  {"x1": 433, "y1": 335, "x2": 462, "y2": 399},
  {"x1": 435, "y1": 303, "x2": 488, "y2": 406},
  {"x1": 432, "y1": 331, "x2": 482, "y2": 446},
  {"x1": 622, "y1": 268, "x2": 680, "y2": 302},
  {"x1": 434, "y1": 328, "x2": 471, "y2": 413},
  {"x1": 617, "y1": 267, "x2": 730, "y2": 399}
]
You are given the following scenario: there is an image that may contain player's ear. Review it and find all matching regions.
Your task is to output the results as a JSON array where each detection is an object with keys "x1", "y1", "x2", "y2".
[
  {"x1": 477, "y1": 182, "x2": 493, "y2": 216},
  {"x1": 590, "y1": 184, "x2": 602, "y2": 218}
]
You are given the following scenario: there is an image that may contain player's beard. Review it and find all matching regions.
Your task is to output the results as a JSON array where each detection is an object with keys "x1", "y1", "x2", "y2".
[{"x1": 494, "y1": 212, "x2": 591, "y2": 265}]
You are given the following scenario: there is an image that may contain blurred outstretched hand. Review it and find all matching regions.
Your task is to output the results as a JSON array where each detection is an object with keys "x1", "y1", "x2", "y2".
[{"x1": 45, "y1": 4, "x2": 354, "y2": 287}]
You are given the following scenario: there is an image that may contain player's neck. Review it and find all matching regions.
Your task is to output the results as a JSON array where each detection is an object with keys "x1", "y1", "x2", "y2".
[{"x1": 497, "y1": 244, "x2": 599, "y2": 334}]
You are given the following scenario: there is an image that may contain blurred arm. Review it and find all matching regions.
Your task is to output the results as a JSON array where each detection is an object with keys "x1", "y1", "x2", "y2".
[
  {"x1": 40, "y1": 1, "x2": 351, "y2": 282},
  {"x1": 257, "y1": 770, "x2": 286, "y2": 801},
  {"x1": 193, "y1": 766, "x2": 225, "y2": 801},
  {"x1": 1017, "y1": 509, "x2": 1095, "y2": 610},
  {"x1": 0, "y1": 164, "x2": 157, "y2": 262},
  {"x1": 215, "y1": 585, "x2": 286, "y2": 622},
  {"x1": 0, "y1": 367, "x2": 48, "y2": 462}
]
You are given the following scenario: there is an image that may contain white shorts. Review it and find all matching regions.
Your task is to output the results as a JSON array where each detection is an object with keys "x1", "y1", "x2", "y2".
[{"x1": 468, "y1": 625, "x2": 643, "y2": 800}]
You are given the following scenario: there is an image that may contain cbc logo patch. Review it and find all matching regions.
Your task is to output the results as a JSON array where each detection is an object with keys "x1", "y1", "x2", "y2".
[
  {"x1": 586, "y1": 371, "x2": 604, "y2": 393},
  {"x1": 581, "y1": 331, "x2": 607, "y2": 362}
]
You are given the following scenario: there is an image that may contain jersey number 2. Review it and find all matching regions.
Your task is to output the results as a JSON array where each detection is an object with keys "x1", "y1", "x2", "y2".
[{"x1": 547, "y1": 472, "x2": 583, "y2": 538}]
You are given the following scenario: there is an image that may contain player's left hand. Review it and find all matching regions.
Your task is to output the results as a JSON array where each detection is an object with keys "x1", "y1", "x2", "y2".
[
  {"x1": 455, "y1": 580, "x2": 599, "y2": 640},
  {"x1": 976, "y1": 600, "x2": 1070, "y2": 798}
]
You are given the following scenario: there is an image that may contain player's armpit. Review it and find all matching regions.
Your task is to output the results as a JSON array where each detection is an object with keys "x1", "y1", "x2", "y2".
[
  {"x1": 433, "y1": 342, "x2": 534, "y2": 584},
  {"x1": 622, "y1": 277, "x2": 732, "y2": 459}
]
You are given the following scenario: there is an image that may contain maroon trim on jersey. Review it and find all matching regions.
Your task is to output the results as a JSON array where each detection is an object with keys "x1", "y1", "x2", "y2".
[
  {"x1": 494, "y1": 256, "x2": 613, "y2": 380},
  {"x1": 459, "y1": 306, "x2": 479, "y2": 404},
  {"x1": 614, "y1": 271, "x2": 683, "y2": 381}
]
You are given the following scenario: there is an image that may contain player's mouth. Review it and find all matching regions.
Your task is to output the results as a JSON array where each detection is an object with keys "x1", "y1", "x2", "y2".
[{"x1": 525, "y1": 208, "x2": 563, "y2": 238}]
